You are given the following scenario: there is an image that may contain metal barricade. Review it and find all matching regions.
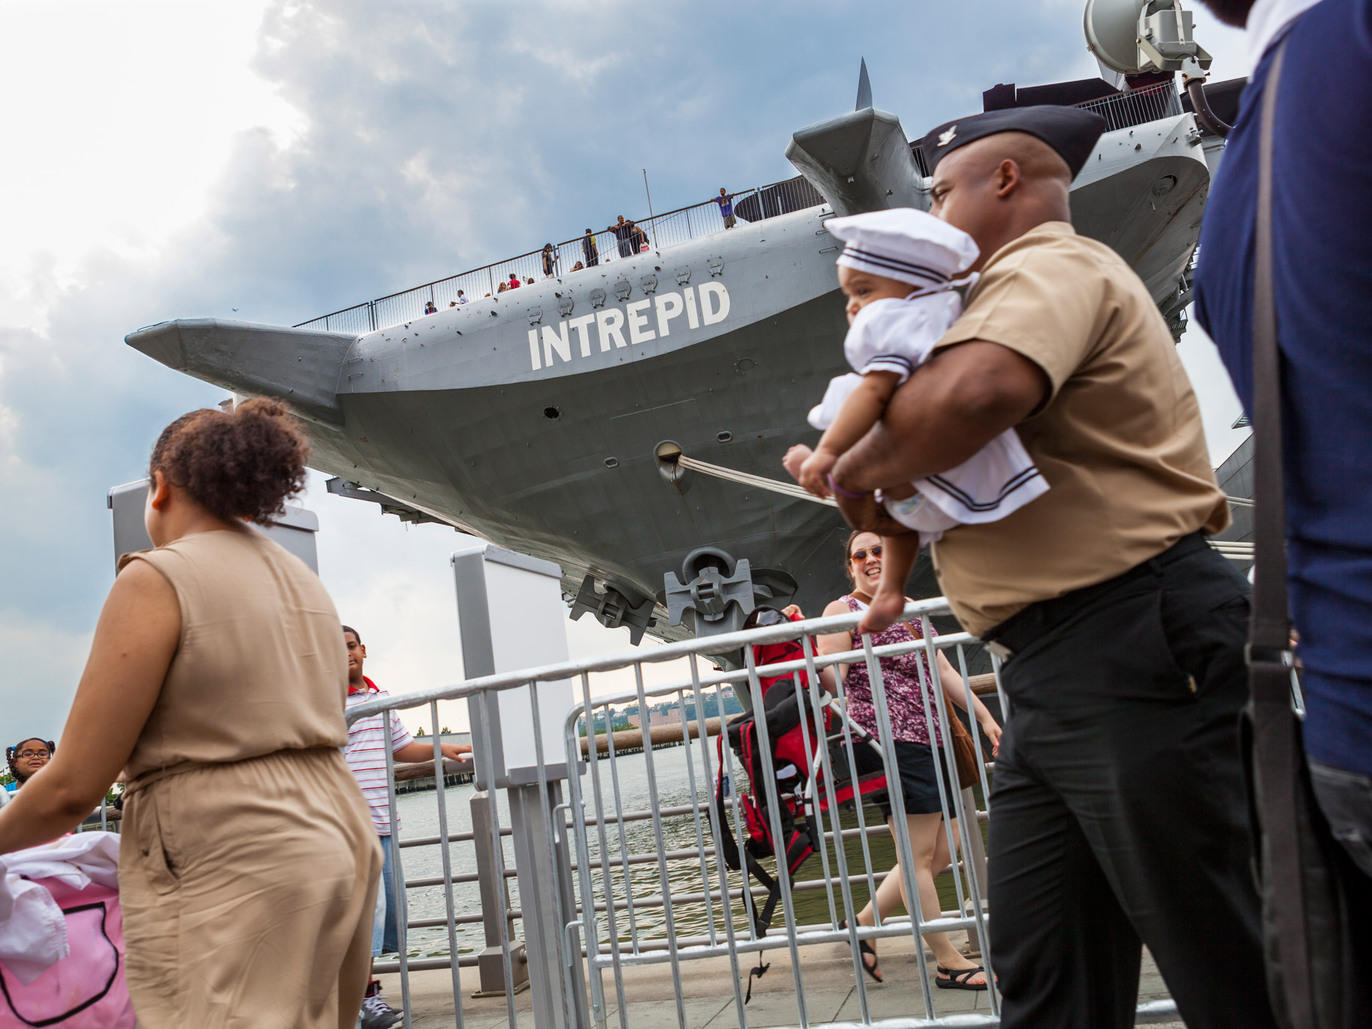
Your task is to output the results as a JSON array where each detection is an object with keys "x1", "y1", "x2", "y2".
[
  {"x1": 563, "y1": 601, "x2": 1000, "y2": 1028},
  {"x1": 347, "y1": 598, "x2": 1187, "y2": 1028}
]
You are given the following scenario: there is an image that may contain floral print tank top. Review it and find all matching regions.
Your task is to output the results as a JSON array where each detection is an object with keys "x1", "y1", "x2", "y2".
[{"x1": 841, "y1": 595, "x2": 943, "y2": 746}]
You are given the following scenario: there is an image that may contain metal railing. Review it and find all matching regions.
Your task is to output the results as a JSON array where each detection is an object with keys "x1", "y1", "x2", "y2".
[
  {"x1": 299, "y1": 82, "x2": 1182, "y2": 338},
  {"x1": 1072, "y1": 80, "x2": 1184, "y2": 132},
  {"x1": 347, "y1": 598, "x2": 1191, "y2": 1028},
  {"x1": 296, "y1": 176, "x2": 823, "y2": 334},
  {"x1": 912, "y1": 81, "x2": 1186, "y2": 177}
]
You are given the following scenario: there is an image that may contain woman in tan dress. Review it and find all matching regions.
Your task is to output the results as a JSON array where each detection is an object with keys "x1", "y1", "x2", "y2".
[{"x1": 0, "y1": 398, "x2": 381, "y2": 1028}]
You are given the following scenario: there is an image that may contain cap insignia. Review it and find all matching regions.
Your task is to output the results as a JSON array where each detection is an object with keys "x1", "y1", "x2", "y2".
[{"x1": 937, "y1": 125, "x2": 957, "y2": 147}]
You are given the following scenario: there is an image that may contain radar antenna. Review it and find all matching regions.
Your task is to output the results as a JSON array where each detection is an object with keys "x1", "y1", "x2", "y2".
[{"x1": 1084, "y1": 0, "x2": 1231, "y2": 136}]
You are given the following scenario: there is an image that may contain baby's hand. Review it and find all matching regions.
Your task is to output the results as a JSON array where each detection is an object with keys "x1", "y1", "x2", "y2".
[
  {"x1": 782, "y1": 444, "x2": 813, "y2": 482},
  {"x1": 798, "y1": 448, "x2": 838, "y2": 498}
]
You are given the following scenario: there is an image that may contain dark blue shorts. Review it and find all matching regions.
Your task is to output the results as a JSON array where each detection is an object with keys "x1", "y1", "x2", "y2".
[{"x1": 876, "y1": 740, "x2": 956, "y2": 817}]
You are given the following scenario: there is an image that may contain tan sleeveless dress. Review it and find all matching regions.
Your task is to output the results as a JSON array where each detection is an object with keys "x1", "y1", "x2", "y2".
[{"x1": 118, "y1": 528, "x2": 381, "y2": 1029}]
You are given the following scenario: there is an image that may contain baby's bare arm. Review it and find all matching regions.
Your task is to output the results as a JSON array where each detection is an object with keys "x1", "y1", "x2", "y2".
[{"x1": 815, "y1": 371, "x2": 902, "y2": 458}]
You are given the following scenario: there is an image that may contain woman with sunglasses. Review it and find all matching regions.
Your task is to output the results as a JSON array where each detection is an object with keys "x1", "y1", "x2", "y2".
[{"x1": 812, "y1": 530, "x2": 1001, "y2": 988}]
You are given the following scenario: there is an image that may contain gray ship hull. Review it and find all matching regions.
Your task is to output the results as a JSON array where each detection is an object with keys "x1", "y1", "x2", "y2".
[{"x1": 127, "y1": 113, "x2": 1213, "y2": 642}]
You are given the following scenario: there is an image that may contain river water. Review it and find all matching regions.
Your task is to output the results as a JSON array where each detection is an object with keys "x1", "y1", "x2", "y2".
[{"x1": 393, "y1": 746, "x2": 976, "y2": 960}]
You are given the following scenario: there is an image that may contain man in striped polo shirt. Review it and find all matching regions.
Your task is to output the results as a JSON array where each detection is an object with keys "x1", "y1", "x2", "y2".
[{"x1": 343, "y1": 626, "x2": 472, "y2": 1029}]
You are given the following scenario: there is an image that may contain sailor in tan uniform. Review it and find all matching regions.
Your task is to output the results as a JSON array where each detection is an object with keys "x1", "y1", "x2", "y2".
[{"x1": 827, "y1": 106, "x2": 1277, "y2": 1029}]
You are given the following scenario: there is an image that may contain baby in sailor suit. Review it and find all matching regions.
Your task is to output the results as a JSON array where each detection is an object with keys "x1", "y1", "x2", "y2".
[{"x1": 784, "y1": 208, "x2": 1048, "y2": 629}]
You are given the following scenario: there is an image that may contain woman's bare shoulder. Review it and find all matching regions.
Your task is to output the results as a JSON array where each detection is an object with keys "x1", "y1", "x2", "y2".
[{"x1": 822, "y1": 597, "x2": 853, "y2": 617}]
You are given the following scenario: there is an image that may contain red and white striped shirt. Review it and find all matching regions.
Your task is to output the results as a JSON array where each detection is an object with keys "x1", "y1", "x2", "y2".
[{"x1": 345, "y1": 679, "x2": 414, "y2": 835}]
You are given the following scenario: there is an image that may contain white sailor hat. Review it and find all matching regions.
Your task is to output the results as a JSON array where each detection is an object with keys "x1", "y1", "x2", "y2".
[{"x1": 825, "y1": 208, "x2": 979, "y2": 289}]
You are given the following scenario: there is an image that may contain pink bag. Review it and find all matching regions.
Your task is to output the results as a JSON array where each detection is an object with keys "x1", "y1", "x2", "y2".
[{"x1": 0, "y1": 877, "x2": 134, "y2": 1028}]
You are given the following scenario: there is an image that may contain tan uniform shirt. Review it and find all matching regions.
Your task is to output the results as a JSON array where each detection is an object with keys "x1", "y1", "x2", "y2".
[
  {"x1": 122, "y1": 527, "x2": 349, "y2": 783},
  {"x1": 928, "y1": 221, "x2": 1229, "y2": 637}
]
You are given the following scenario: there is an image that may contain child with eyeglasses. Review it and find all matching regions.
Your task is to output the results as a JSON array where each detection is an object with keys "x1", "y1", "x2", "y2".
[{"x1": 5, "y1": 738, "x2": 54, "y2": 791}]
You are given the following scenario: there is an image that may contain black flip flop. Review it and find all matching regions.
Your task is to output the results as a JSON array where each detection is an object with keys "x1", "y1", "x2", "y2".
[
  {"x1": 839, "y1": 920, "x2": 883, "y2": 983},
  {"x1": 935, "y1": 964, "x2": 988, "y2": 991}
]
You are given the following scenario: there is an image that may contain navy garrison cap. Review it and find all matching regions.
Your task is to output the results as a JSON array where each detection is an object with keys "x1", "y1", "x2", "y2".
[{"x1": 918, "y1": 105, "x2": 1107, "y2": 180}]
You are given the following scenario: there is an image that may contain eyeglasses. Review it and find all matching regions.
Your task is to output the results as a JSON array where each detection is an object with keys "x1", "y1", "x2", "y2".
[
  {"x1": 850, "y1": 545, "x2": 884, "y2": 562},
  {"x1": 17, "y1": 749, "x2": 50, "y2": 760}
]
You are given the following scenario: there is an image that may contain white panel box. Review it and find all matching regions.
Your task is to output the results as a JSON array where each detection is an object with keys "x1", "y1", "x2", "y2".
[{"x1": 453, "y1": 545, "x2": 574, "y2": 787}]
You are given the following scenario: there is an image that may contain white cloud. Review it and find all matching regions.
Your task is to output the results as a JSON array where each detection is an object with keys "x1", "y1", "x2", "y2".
[
  {"x1": 0, "y1": 612, "x2": 94, "y2": 741},
  {"x1": 0, "y1": 0, "x2": 300, "y2": 329}
]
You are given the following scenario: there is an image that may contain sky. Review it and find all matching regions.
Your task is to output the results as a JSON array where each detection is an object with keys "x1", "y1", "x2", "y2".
[{"x1": 0, "y1": 0, "x2": 1252, "y2": 743}]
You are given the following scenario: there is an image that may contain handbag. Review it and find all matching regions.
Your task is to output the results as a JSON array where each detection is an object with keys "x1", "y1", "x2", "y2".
[
  {"x1": 904, "y1": 621, "x2": 981, "y2": 789},
  {"x1": 1242, "y1": 39, "x2": 1372, "y2": 1029},
  {"x1": 0, "y1": 878, "x2": 135, "y2": 1029},
  {"x1": 947, "y1": 708, "x2": 981, "y2": 791}
]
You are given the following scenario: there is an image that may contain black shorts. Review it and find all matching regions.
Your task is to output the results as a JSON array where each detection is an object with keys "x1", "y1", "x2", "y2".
[{"x1": 876, "y1": 740, "x2": 956, "y2": 818}]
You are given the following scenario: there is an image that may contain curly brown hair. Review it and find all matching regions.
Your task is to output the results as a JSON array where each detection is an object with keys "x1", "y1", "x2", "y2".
[{"x1": 149, "y1": 397, "x2": 309, "y2": 524}]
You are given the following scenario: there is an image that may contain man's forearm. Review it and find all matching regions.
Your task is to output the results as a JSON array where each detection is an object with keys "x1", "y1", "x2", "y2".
[
  {"x1": 833, "y1": 419, "x2": 975, "y2": 494},
  {"x1": 831, "y1": 341, "x2": 1046, "y2": 493}
]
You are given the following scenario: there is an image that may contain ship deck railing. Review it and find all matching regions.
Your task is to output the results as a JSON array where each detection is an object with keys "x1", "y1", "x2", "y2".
[
  {"x1": 299, "y1": 81, "x2": 1184, "y2": 339},
  {"x1": 342, "y1": 599, "x2": 1206, "y2": 1027},
  {"x1": 1072, "y1": 79, "x2": 1185, "y2": 133},
  {"x1": 294, "y1": 175, "x2": 824, "y2": 336}
]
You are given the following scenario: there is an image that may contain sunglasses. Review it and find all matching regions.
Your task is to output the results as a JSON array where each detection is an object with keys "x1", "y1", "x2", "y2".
[
  {"x1": 17, "y1": 749, "x2": 50, "y2": 760},
  {"x1": 850, "y1": 545, "x2": 884, "y2": 562}
]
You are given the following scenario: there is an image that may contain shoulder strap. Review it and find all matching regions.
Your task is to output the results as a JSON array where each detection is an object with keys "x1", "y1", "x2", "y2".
[
  {"x1": 1249, "y1": 40, "x2": 1291, "y2": 663},
  {"x1": 1245, "y1": 40, "x2": 1318, "y2": 1029}
]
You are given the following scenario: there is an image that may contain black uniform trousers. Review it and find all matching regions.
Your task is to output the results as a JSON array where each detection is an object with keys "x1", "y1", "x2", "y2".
[{"x1": 983, "y1": 533, "x2": 1277, "y2": 1029}]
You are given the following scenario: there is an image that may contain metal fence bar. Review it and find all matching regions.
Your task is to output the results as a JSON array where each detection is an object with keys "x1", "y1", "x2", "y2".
[
  {"x1": 427, "y1": 700, "x2": 465, "y2": 1027},
  {"x1": 525, "y1": 677, "x2": 586, "y2": 1029},
  {"x1": 792, "y1": 635, "x2": 837, "y2": 931},
  {"x1": 687, "y1": 654, "x2": 750, "y2": 1029},
  {"x1": 632, "y1": 663, "x2": 689, "y2": 1024},
  {"x1": 474, "y1": 695, "x2": 520, "y2": 1027},
  {"x1": 574, "y1": 669, "x2": 623, "y2": 1028},
  {"x1": 600, "y1": 695, "x2": 642, "y2": 957},
  {"x1": 828, "y1": 629, "x2": 885, "y2": 1022},
  {"x1": 951, "y1": 642, "x2": 993, "y2": 906},
  {"x1": 922, "y1": 618, "x2": 999, "y2": 1016},
  {"x1": 861, "y1": 631, "x2": 937, "y2": 1019},
  {"x1": 742, "y1": 645, "x2": 810, "y2": 1026},
  {"x1": 716, "y1": 681, "x2": 760, "y2": 1022},
  {"x1": 380, "y1": 722, "x2": 414, "y2": 1028},
  {"x1": 674, "y1": 690, "x2": 721, "y2": 948},
  {"x1": 799, "y1": 632, "x2": 873, "y2": 1024},
  {"x1": 918, "y1": 627, "x2": 970, "y2": 922}
]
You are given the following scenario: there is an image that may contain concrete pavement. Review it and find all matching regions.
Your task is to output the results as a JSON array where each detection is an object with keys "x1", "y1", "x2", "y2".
[{"x1": 381, "y1": 930, "x2": 1183, "y2": 1027}]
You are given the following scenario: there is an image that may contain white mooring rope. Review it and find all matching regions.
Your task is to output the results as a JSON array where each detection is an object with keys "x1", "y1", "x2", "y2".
[
  {"x1": 675, "y1": 454, "x2": 838, "y2": 507},
  {"x1": 669, "y1": 454, "x2": 1256, "y2": 558}
]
